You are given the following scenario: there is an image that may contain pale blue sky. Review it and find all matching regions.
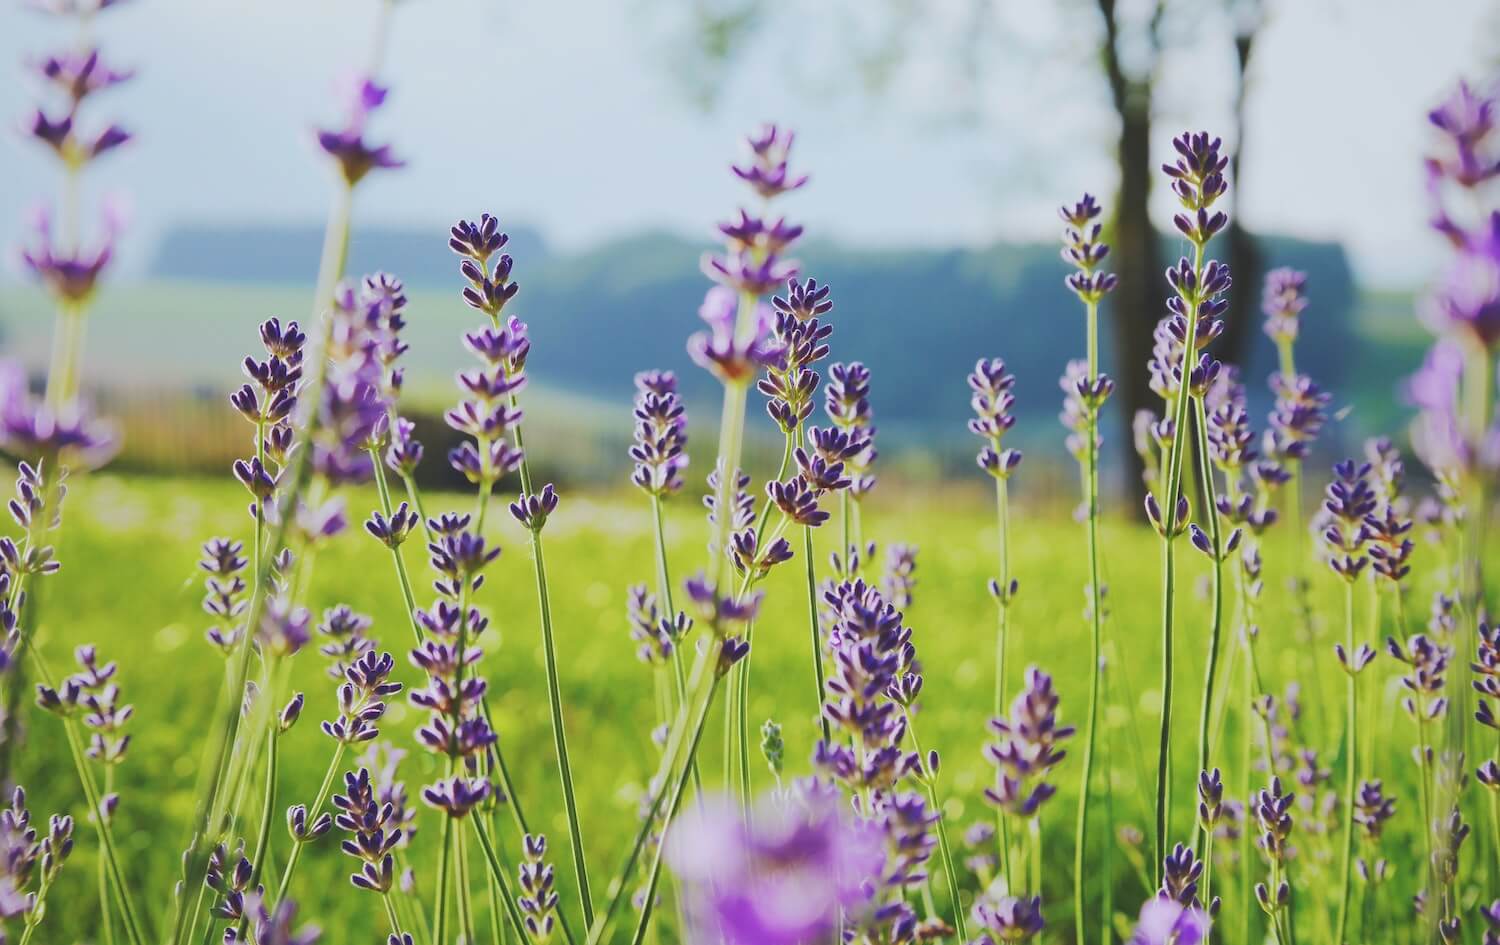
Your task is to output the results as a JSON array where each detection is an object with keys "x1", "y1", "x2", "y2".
[{"x1": 1, "y1": 0, "x2": 1495, "y2": 288}]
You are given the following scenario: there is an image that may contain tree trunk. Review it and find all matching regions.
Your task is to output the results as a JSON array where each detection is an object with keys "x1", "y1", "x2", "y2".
[
  {"x1": 1219, "y1": 26, "x2": 1262, "y2": 373},
  {"x1": 1098, "y1": 0, "x2": 1163, "y2": 510}
]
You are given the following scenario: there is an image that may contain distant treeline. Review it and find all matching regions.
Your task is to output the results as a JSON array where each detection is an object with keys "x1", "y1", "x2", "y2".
[{"x1": 152, "y1": 222, "x2": 1355, "y2": 481}]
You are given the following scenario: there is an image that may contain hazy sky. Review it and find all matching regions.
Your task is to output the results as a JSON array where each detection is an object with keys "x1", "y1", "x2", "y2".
[{"x1": 1, "y1": 0, "x2": 1495, "y2": 289}]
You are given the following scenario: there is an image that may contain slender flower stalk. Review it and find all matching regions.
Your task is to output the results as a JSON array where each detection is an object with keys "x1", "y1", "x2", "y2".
[
  {"x1": 171, "y1": 54, "x2": 400, "y2": 932},
  {"x1": 449, "y1": 213, "x2": 595, "y2": 926},
  {"x1": 585, "y1": 124, "x2": 800, "y2": 945},
  {"x1": 1145, "y1": 131, "x2": 1231, "y2": 883},
  {"x1": 1058, "y1": 192, "x2": 1118, "y2": 945}
]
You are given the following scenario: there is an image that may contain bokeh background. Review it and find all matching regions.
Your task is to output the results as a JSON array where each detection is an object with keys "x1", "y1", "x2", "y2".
[{"x1": 3, "y1": 0, "x2": 1498, "y2": 501}]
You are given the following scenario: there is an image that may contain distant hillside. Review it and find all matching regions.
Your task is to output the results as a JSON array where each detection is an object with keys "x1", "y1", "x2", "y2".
[{"x1": 127, "y1": 221, "x2": 1361, "y2": 481}]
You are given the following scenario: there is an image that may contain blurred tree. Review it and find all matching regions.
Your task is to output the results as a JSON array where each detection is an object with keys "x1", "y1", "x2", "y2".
[{"x1": 641, "y1": 0, "x2": 1270, "y2": 502}]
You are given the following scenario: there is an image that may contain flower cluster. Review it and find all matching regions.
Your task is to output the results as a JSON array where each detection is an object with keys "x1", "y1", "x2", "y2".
[
  {"x1": 332, "y1": 767, "x2": 405, "y2": 894},
  {"x1": 762, "y1": 277, "x2": 833, "y2": 433},
  {"x1": 825, "y1": 362, "x2": 878, "y2": 504},
  {"x1": 969, "y1": 359, "x2": 1022, "y2": 478},
  {"x1": 517, "y1": 834, "x2": 560, "y2": 942},
  {"x1": 409, "y1": 512, "x2": 499, "y2": 815},
  {"x1": 315, "y1": 275, "x2": 408, "y2": 485},
  {"x1": 816, "y1": 580, "x2": 920, "y2": 796},
  {"x1": 231, "y1": 317, "x2": 306, "y2": 511},
  {"x1": 629, "y1": 371, "x2": 688, "y2": 496},
  {"x1": 983, "y1": 666, "x2": 1074, "y2": 818},
  {"x1": 1319, "y1": 459, "x2": 1376, "y2": 582},
  {"x1": 321, "y1": 649, "x2": 402, "y2": 746},
  {"x1": 446, "y1": 216, "x2": 530, "y2": 490}
]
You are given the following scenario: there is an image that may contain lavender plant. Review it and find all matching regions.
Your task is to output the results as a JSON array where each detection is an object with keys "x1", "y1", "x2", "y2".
[{"x1": 1058, "y1": 191, "x2": 1118, "y2": 945}]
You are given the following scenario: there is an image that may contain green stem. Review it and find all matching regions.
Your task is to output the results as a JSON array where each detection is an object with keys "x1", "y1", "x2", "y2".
[
  {"x1": 433, "y1": 815, "x2": 454, "y2": 944},
  {"x1": 907, "y1": 716, "x2": 968, "y2": 942},
  {"x1": 455, "y1": 822, "x2": 477, "y2": 945},
  {"x1": 508, "y1": 393, "x2": 595, "y2": 928},
  {"x1": 54, "y1": 688, "x2": 148, "y2": 945},
  {"x1": 170, "y1": 181, "x2": 351, "y2": 945},
  {"x1": 1075, "y1": 298, "x2": 1105, "y2": 945},
  {"x1": 631, "y1": 674, "x2": 724, "y2": 945},
  {"x1": 370, "y1": 450, "x2": 421, "y2": 642},
  {"x1": 1154, "y1": 238, "x2": 1204, "y2": 885},
  {"x1": 98, "y1": 767, "x2": 116, "y2": 945},
  {"x1": 1334, "y1": 580, "x2": 1357, "y2": 945},
  {"x1": 804, "y1": 523, "x2": 831, "y2": 744},
  {"x1": 382, "y1": 893, "x2": 406, "y2": 939},
  {"x1": 272, "y1": 741, "x2": 347, "y2": 906},
  {"x1": 1192, "y1": 395, "x2": 1225, "y2": 853},
  {"x1": 472, "y1": 815, "x2": 546, "y2": 945}
]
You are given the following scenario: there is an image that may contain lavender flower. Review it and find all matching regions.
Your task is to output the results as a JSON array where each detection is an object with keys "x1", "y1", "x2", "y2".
[
  {"x1": 825, "y1": 362, "x2": 877, "y2": 499},
  {"x1": 817, "y1": 580, "x2": 920, "y2": 796},
  {"x1": 331, "y1": 767, "x2": 403, "y2": 893},
  {"x1": 665, "y1": 794, "x2": 881, "y2": 945},
  {"x1": 0, "y1": 363, "x2": 117, "y2": 470},
  {"x1": 689, "y1": 286, "x2": 782, "y2": 384},
  {"x1": 630, "y1": 371, "x2": 688, "y2": 495},
  {"x1": 880, "y1": 544, "x2": 918, "y2": 610},
  {"x1": 517, "y1": 834, "x2": 560, "y2": 942},
  {"x1": 983, "y1": 666, "x2": 1075, "y2": 818},
  {"x1": 1261, "y1": 267, "x2": 1309, "y2": 349},
  {"x1": 321, "y1": 650, "x2": 402, "y2": 745},
  {"x1": 1320, "y1": 460, "x2": 1376, "y2": 582},
  {"x1": 969, "y1": 358, "x2": 1022, "y2": 478},
  {"x1": 18, "y1": 204, "x2": 121, "y2": 307},
  {"x1": 316, "y1": 77, "x2": 403, "y2": 186},
  {"x1": 761, "y1": 277, "x2": 833, "y2": 432}
]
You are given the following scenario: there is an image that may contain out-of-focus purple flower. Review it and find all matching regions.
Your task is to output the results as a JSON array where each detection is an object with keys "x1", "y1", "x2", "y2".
[
  {"x1": 1130, "y1": 897, "x2": 1209, "y2": 945},
  {"x1": 316, "y1": 76, "x2": 403, "y2": 186},
  {"x1": 630, "y1": 370, "x2": 688, "y2": 495},
  {"x1": 1262, "y1": 267, "x2": 1308, "y2": 348},
  {"x1": 689, "y1": 286, "x2": 782, "y2": 384},
  {"x1": 1060, "y1": 358, "x2": 1112, "y2": 467},
  {"x1": 665, "y1": 793, "x2": 881, "y2": 945},
  {"x1": 1426, "y1": 80, "x2": 1499, "y2": 199},
  {"x1": 0, "y1": 361, "x2": 117, "y2": 470},
  {"x1": 880, "y1": 544, "x2": 917, "y2": 610},
  {"x1": 258, "y1": 599, "x2": 312, "y2": 658},
  {"x1": 32, "y1": 48, "x2": 133, "y2": 104},
  {"x1": 421, "y1": 775, "x2": 491, "y2": 819},
  {"x1": 1424, "y1": 211, "x2": 1500, "y2": 350},
  {"x1": 241, "y1": 893, "x2": 321, "y2": 945},
  {"x1": 18, "y1": 203, "x2": 119, "y2": 306},
  {"x1": 732, "y1": 124, "x2": 809, "y2": 199},
  {"x1": 824, "y1": 362, "x2": 877, "y2": 499}
]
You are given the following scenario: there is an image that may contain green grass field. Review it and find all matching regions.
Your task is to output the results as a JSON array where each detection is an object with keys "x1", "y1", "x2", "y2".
[{"x1": 12, "y1": 467, "x2": 1462, "y2": 944}]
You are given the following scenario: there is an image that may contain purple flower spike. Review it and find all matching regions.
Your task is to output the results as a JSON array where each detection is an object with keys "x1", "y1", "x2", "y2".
[
  {"x1": 630, "y1": 370, "x2": 688, "y2": 496},
  {"x1": 688, "y1": 286, "x2": 782, "y2": 384}
]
